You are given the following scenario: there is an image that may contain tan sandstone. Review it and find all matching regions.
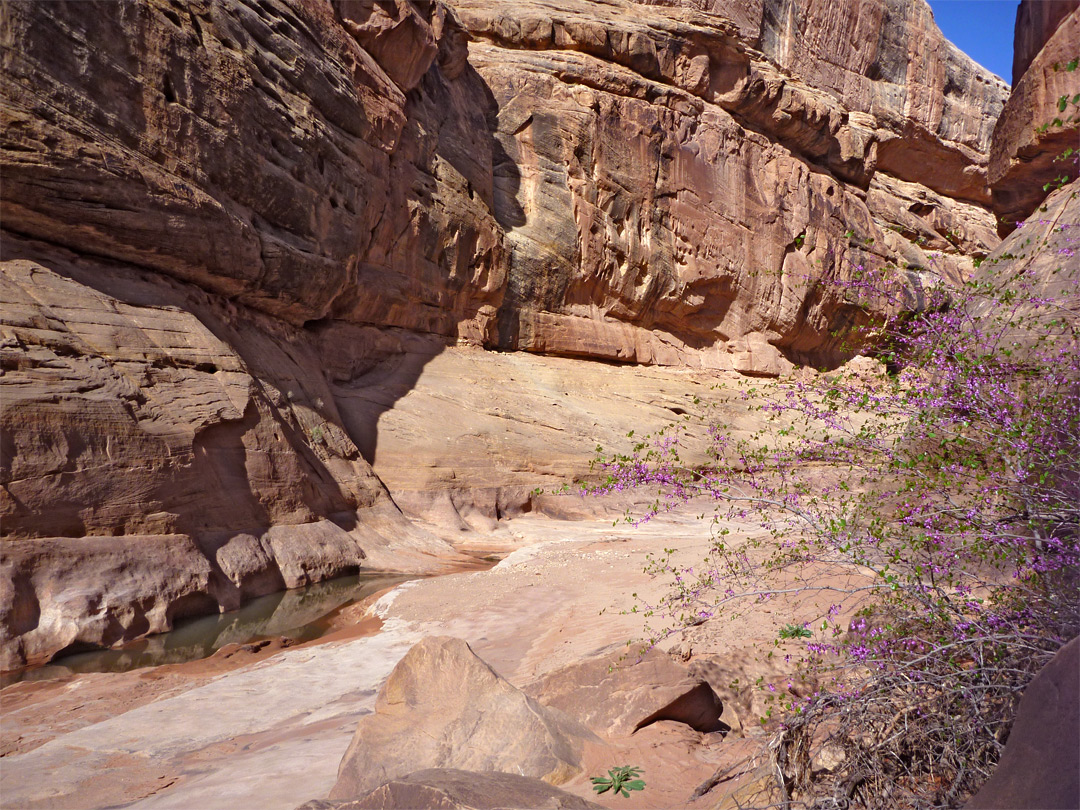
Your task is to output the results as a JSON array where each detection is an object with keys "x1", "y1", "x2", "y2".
[{"x1": 328, "y1": 636, "x2": 599, "y2": 800}]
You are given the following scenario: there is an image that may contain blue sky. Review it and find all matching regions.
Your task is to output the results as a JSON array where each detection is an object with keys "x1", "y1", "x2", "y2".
[{"x1": 926, "y1": 0, "x2": 1020, "y2": 84}]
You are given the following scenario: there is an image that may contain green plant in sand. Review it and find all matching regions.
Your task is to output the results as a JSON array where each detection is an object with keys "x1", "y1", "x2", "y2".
[{"x1": 591, "y1": 766, "x2": 646, "y2": 797}]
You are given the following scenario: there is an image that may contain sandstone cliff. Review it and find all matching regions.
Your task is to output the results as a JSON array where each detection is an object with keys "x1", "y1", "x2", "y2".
[
  {"x1": 1011, "y1": 0, "x2": 1078, "y2": 84},
  {"x1": 3, "y1": 0, "x2": 1006, "y2": 369},
  {"x1": 989, "y1": 0, "x2": 1080, "y2": 233},
  {"x1": 0, "y1": 0, "x2": 1009, "y2": 667},
  {"x1": 454, "y1": 0, "x2": 1004, "y2": 371}
]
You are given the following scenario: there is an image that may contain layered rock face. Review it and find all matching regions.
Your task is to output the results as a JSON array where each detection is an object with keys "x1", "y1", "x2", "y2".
[
  {"x1": 1, "y1": 0, "x2": 507, "y2": 337},
  {"x1": 0, "y1": 239, "x2": 456, "y2": 669},
  {"x1": 1, "y1": 0, "x2": 1008, "y2": 666},
  {"x1": 990, "y1": 0, "x2": 1080, "y2": 232},
  {"x1": 3, "y1": 0, "x2": 1005, "y2": 370},
  {"x1": 0, "y1": 0, "x2": 490, "y2": 667},
  {"x1": 459, "y1": 0, "x2": 1004, "y2": 370}
]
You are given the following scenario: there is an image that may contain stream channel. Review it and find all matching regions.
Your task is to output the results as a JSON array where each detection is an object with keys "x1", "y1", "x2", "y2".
[
  {"x1": 4, "y1": 547, "x2": 504, "y2": 686},
  {"x1": 2, "y1": 571, "x2": 415, "y2": 686}
]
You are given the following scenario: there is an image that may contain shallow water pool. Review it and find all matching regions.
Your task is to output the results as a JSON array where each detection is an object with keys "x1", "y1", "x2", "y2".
[{"x1": 3, "y1": 572, "x2": 411, "y2": 685}]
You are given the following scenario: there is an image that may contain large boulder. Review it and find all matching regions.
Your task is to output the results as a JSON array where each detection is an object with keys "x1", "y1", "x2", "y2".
[
  {"x1": 328, "y1": 637, "x2": 599, "y2": 800},
  {"x1": 966, "y1": 637, "x2": 1080, "y2": 810},
  {"x1": 303, "y1": 769, "x2": 604, "y2": 810},
  {"x1": 525, "y1": 647, "x2": 726, "y2": 738}
]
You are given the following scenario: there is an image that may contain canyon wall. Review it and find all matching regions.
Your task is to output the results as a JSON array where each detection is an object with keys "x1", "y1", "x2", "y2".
[
  {"x1": 1, "y1": 0, "x2": 1010, "y2": 667},
  {"x1": 1011, "y1": 0, "x2": 1078, "y2": 84},
  {"x1": 3, "y1": 0, "x2": 1006, "y2": 369},
  {"x1": 447, "y1": 0, "x2": 1005, "y2": 370},
  {"x1": 990, "y1": 0, "x2": 1079, "y2": 232}
]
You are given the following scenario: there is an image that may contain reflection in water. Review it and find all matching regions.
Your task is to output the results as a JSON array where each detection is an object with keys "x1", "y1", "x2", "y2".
[{"x1": 5, "y1": 573, "x2": 410, "y2": 686}]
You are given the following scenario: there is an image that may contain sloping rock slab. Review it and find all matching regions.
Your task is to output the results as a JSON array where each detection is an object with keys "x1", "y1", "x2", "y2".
[
  {"x1": 526, "y1": 647, "x2": 725, "y2": 738},
  {"x1": 966, "y1": 636, "x2": 1080, "y2": 810},
  {"x1": 304, "y1": 768, "x2": 603, "y2": 810},
  {"x1": 329, "y1": 637, "x2": 598, "y2": 800}
]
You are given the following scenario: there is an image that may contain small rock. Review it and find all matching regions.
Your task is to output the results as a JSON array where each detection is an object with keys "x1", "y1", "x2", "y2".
[
  {"x1": 670, "y1": 640, "x2": 693, "y2": 663},
  {"x1": 810, "y1": 742, "x2": 846, "y2": 775}
]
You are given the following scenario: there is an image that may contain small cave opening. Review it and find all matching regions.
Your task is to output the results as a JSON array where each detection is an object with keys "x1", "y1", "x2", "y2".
[{"x1": 162, "y1": 74, "x2": 177, "y2": 104}]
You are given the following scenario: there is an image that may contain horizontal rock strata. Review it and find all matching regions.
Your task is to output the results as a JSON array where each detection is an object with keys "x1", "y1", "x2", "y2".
[
  {"x1": 3, "y1": 0, "x2": 1006, "y2": 374},
  {"x1": 456, "y1": 0, "x2": 1005, "y2": 371},
  {"x1": 0, "y1": 242, "x2": 457, "y2": 669}
]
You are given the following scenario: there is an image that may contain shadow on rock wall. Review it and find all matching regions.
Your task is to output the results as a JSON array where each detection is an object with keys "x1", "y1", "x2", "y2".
[{"x1": 0, "y1": 235, "x2": 375, "y2": 542}]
